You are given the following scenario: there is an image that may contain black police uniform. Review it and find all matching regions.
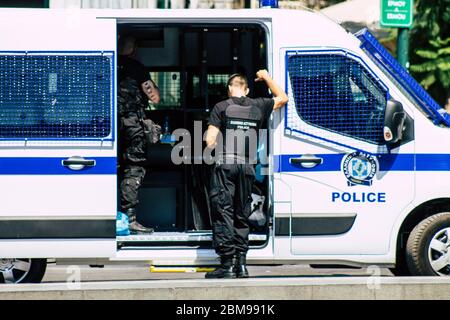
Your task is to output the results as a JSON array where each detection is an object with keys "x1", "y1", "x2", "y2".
[
  {"x1": 117, "y1": 55, "x2": 151, "y2": 221},
  {"x1": 207, "y1": 96, "x2": 274, "y2": 277}
]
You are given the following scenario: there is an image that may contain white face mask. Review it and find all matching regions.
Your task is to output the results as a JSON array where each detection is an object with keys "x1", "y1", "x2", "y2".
[{"x1": 228, "y1": 85, "x2": 249, "y2": 98}]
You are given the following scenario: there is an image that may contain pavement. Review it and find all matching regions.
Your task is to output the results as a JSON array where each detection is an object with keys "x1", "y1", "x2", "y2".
[
  {"x1": 1, "y1": 264, "x2": 449, "y2": 300},
  {"x1": 41, "y1": 264, "x2": 394, "y2": 282}
]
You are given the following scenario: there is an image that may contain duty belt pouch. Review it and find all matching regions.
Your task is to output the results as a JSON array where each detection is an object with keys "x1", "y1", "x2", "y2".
[{"x1": 141, "y1": 118, "x2": 161, "y2": 145}]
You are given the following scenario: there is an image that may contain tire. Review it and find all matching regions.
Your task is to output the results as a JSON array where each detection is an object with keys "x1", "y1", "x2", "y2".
[
  {"x1": 0, "y1": 258, "x2": 47, "y2": 284},
  {"x1": 406, "y1": 212, "x2": 450, "y2": 276}
]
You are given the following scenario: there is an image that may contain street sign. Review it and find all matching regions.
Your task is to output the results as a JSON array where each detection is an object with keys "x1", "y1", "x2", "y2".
[{"x1": 380, "y1": 0, "x2": 414, "y2": 28}]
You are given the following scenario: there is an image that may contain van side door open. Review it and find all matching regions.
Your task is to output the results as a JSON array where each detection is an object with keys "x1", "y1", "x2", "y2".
[{"x1": 0, "y1": 10, "x2": 117, "y2": 258}]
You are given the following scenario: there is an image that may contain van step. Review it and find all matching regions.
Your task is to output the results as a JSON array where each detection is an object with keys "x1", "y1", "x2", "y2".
[
  {"x1": 117, "y1": 232, "x2": 267, "y2": 242},
  {"x1": 150, "y1": 266, "x2": 216, "y2": 273}
]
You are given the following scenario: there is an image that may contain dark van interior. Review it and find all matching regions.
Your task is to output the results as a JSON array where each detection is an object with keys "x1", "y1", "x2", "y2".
[{"x1": 117, "y1": 23, "x2": 271, "y2": 249}]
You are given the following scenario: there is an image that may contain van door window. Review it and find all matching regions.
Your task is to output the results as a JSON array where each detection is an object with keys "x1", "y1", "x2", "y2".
[
  {"x1": 148, "y1": 71, "x2": 181, "y2": 110},
  {"x1": 287, "y1": 53, "x2": 387, "y2": 145},
  {"x1": 0, "y1": 53, "x2": 113, "y2": 140},
  {"x1": 191, "y1": 74, "x2": 230, "y2": 109}
]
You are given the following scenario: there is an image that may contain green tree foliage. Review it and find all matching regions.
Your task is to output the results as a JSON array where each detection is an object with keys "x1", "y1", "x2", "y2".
[
  {"x1": 303, "y1": 0, "x2": 345, "y2": 9},
  {"x1": 409, "y1": 0, "x2": 450, "y2": 105}
]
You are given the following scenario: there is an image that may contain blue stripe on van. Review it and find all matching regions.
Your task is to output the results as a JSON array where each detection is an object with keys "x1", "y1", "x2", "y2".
[
  {"x1": 274, "y1": 154, "x2": 450, "y2": 172},
  {"x1": 0, "y1": 157, "x2": 116, "y2": 175},
  {"x1": 416, "y1": 154, "x2": 450, "y2": 171},
  {"x1": 0, "y1": 154, "x2": 448, "y2": 175}
]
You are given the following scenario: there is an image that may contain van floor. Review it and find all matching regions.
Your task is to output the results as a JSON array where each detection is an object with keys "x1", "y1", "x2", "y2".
[{"x1": 117, "y1": 232, "x2": 267, "y2": 243}]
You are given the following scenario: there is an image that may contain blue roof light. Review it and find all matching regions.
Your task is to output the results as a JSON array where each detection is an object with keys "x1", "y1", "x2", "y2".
[
  {"x1": 259, "y1": 0, "x2": 278, "y2": 8},
  {"x1": 355, "y1": 28, "x2": 450, "y2": 127}
]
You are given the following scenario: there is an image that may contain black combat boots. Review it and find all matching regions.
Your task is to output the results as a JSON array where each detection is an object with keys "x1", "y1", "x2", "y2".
[
  {"x1": 233, "y1": 252, "x2": 249, "y2": 278},
  {"x1": 126, "y1": 208, "x2": 154, "y2": 234},
  {"x1": 205, "y1": 255, "x2": 236, "y2": 279}
]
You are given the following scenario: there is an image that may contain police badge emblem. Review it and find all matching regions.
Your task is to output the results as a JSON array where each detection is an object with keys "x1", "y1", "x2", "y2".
[{"x1": 342, "y1": 151, "x2": 378, "y2": 186}]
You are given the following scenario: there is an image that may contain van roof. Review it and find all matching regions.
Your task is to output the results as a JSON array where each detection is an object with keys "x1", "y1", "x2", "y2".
[
  {"x1": 0, "y1": 7, "x2": 356, "y2": 61},
  {"x1": 94, "y1": 8, "x2": 316, "y2": 20},
  {"x1": 0, "y1": 7, "x2": 329, "y2": 22}
]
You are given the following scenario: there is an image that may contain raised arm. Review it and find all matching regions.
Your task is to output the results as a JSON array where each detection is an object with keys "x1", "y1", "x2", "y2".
[{"x1": 255, "y1": 70, "x2": 288, "y2": 110}]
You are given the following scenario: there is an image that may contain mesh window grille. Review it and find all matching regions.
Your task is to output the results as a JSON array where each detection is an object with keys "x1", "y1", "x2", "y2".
[
  {"x1": 0, "y1": 53, "x2": 112, "y2": 139},
  {"x1": 145, "y1": 73, "x2": 229, "y2": 110},
  {"x1": 192, "y1": 74, "x2": 230, "y2": 96},
  {"x1": 287, "y1": 53, "x2": 387, "y2": 146},
  {"x1": 192, "y1": 74, "x2": 230, "y2": 108},
  {"x1": 149, "y1": 71, "x2": 180, "y2": 109}
]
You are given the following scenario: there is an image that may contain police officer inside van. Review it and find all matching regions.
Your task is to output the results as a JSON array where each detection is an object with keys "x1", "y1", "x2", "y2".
[
  {"x1": 205, "y1": 70, "x2": 288, "y2": 278},
  {"x1": 118, "y1": 35, "x2": 160, "y2": 234}
]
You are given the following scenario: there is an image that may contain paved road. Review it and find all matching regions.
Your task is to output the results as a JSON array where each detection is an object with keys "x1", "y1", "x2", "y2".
[{"x1": 42, "y1": 264, "x2": 394, "y2": 282}]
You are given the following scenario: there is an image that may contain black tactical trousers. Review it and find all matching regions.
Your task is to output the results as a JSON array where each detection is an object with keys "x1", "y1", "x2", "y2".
[
  {"x1": 120, "y1": 165, "x2": 146, "y2": 211},
  {"x1": 121, "y1": 112, "x2": 147, "y2": 164},
  {"x1": 119, "y1": 112, "x2": 147, "y2": 211},
  {"x1": 209, "y1": 163, "x2": 255, "y2": 257}
]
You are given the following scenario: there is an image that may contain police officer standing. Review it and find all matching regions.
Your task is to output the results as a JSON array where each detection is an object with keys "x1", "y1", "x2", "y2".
[
  {"x1": 118, "y1": 36, "x2": 160, "y2": 234},
  {"x1": 205, "y1": 70, "x2": 288, "y2": 278}
]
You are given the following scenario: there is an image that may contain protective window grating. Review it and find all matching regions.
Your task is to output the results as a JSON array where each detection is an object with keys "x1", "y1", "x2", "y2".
[
  {"x1": 192, "y1": 74, "x2": 230, "y2": 107},
  {"x1": 149, "y1": 71, "x2": 180, "y2": 109},
  {"x1": 0, "y1": 54, "x2": 112, "y2": 139},
  {"x1": 192, "y1": 74, "x2": 230, "y2": 92},
  {"x1": 287, "y1": 53, "x2": 387, "y2": 146}
]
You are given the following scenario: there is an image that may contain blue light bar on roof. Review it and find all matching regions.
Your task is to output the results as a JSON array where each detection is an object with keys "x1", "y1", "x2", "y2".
[
  {"x1": 355, "y1": 28, "x2": 450, "y2": 126},
  {"x1": 259, "y1": 0, "x2": 278, "y2": 8}
]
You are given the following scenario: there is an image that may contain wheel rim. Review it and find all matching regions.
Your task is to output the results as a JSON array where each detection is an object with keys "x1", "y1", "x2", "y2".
[
  {"x1": 0, "y1": 258, "x2": 32, "y2": 284},
  {"x1": 428, "y1": 227, "x2": 450, "y2": 276}
]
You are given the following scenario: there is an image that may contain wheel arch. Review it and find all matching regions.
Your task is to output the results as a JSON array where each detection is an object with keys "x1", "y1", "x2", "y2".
[{"x1": 395, "y1": 198, "x2": 450, "y2": 258}]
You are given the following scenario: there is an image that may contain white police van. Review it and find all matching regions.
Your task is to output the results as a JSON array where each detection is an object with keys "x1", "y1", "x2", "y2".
[{"x1": 0, "y1": 7, "x2": 449, "y2": 283}]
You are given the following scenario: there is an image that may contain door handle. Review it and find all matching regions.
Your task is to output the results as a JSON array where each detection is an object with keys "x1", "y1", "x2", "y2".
[
  {"x1": 289, "y1": 155, "x2": 323, "y2": 168},
  {"x1": 62, "y1": 156, "x2": 96, "y2": 171}
]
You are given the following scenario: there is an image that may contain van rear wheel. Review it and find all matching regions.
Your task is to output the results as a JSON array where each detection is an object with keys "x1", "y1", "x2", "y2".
[
  {"x1": 0, "y1": 258, "x2": 47, "y2": 284},
  {"x1": 406, "y1": 212, "x2": 450, "y2": 276}
]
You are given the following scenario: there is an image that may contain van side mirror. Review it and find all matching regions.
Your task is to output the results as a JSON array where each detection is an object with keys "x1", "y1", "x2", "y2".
[{"x1": 384, "y1": 99, "x2": 406, "y2": 144}]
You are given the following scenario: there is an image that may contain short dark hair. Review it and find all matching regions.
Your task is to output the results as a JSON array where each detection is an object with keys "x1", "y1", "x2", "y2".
[{"x1": 227, "y1": 73, "x2": 248, "y2": 89}]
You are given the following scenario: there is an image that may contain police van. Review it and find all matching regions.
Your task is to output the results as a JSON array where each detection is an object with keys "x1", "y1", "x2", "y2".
[{"x1": 0, "y1": 7, "x2": 449, "y2": 283}]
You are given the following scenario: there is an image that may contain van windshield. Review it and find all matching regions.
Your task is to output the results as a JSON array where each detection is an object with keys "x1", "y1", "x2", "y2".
[{"x1": 355, "y1": 28, "x2": 450, "y2": 127}]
